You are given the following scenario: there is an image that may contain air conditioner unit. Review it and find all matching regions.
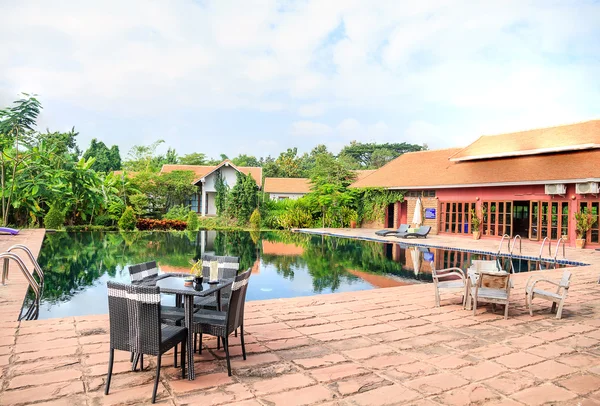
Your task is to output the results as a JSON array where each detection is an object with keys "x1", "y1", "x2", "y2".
[
  {"x1": 545, "y1": 184, "x2": 566, "y2": 195},
  {"x1": 576, "y1": 182, "x2": 599, "y2": 195}
]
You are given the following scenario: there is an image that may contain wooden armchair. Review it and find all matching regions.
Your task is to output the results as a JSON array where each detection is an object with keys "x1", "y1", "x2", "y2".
[
  {"x1": 525, "y1": 271, "x2": 572, "y2": 319},
  {"x1": 432, "y1": 267, "x2": 466, "y2": 307},
  {"x1": 469, "y1": 270, "x2": 511, "y2": 319}
]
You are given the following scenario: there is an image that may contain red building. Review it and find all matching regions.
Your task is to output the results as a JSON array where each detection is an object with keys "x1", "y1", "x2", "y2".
[{"x1": 352, "y1": 120, "x2": 600, "y2": 247}]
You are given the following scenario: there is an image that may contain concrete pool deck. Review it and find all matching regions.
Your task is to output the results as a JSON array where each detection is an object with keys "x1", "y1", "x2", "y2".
[{"x1": 1, "y1": 229, "x2": 600, "y2": 405}]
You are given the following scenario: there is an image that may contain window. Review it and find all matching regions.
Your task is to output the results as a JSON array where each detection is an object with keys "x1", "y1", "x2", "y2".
[
  {"x1": 579, "y1": 200, "x2": 599, "y2": 244},
  {"x1": 407, "y1": 190, "x2": 436, "y2": 198},
  {"x1": 530, "y1": 201, "x2": 569, "y2": 241},
  {"x1": 482, "y1": 201, "x2": 513, "y2": 236},
  {"x1": 278, "y1": 196, "x2": 289, "y2": 201},
  {"x1": 440, "y1": 202, "x2": 476, "y2": 234}
]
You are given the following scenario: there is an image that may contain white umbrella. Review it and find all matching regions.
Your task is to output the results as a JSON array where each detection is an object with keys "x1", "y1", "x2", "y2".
[
  {"x1": 412, "y1": 197, "x2": 423, "y2": 227},
  {"x1": 410, "y1": 247, "x2": 421, "y2": 276}
]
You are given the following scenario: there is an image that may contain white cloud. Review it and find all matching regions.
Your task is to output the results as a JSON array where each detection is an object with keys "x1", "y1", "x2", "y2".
[
  {"x1": 0, "y1": 0, "x2": 599, "y2": 156},
  {"x1": 297, "y1": 102, "x2": 328, "y2": 117},
  {"x1": 291, "y1": 120, "x2": 333, "y2": 137}
]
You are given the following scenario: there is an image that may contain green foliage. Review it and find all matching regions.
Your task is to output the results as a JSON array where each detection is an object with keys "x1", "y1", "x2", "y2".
[
  {"x1": 118, "y1": 206, "x2": 137, "y2": 230},
  {"x1": 338, "y1": 141, "x2": 425, "y2": 169},
  {"x1": 470, "y1": 208, "x2": 482, "y2": 232},
  {"x1": 232, "y1": 154, "x2": 260, "y2": 167},
  {"x1": 179, "y1": 152, "x2": 207, "y2": 165},
  {"x1": 128, "y1": 193, "x2": 149, "y2": 216},
  {"x1": 164, "y1": 204, "x2": 190, "y2": 221},
  {"x1": 278, "y1": 206, "x2": 313, "y2": 229},
  {"x1": 123, "y1": 140, "x2": 177, "y2": 172},
  {"x1": 575, "y1": 208, "x2": 597, "y2": 238},
  {"x1": 358, "y1": 188, "x2": 404, "y2": 223},
  {"x1": 44, "y1": 205, "x2": 65, "y2": 229},
  {"x1": 214, "y1": 169, "x2": 229, "y2": 216},
  {"x1": 228, "y1": 172, "x2": 258, "y2": 224},
  {"x1": 187, "y1": 211, "x2": 200, "y2": 231},
  {"x1": 82, "y1": 138, "x2": 121, "y2": 172},
  {"x1": 249, "y1": 208, "x2": 261, "y2": 230}
]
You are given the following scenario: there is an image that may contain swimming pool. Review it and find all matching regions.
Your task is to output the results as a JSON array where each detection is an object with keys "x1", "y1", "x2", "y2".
[{"x1": 25, "y1": 230, "x2": 582, "y2": 319}]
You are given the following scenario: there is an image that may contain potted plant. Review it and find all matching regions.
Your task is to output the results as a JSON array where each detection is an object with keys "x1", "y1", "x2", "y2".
[
  {"x1": 191, "y1": 259, "x2": 203, "y2": 284},
  {"x1": 470, "y1": 208, "x2": 482, "y2": 240},
  {"x1": 574, "y1": 208, "x2": 597, "y2": 249},
  {"x1": 349, "y1": 210, "x2": 359, "y2": 229}
]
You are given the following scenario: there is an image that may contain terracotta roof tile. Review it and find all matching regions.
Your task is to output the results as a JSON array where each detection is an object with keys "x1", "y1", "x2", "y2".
[
  {"x1": 351, "y1": 148, "x2": 600, "y2": 189},
  {"x1": 263, "y1": 177, "x2": 311, "y2": 194},
  {"x1": 354, "y1": 170, "x2": 376, "y2": 181},
  {"x1": 450, "y1": 120, "x2": 600, "y2": 161},
  {"x1": 160, "y1": 162, "x2": 263, "y2": 187}
]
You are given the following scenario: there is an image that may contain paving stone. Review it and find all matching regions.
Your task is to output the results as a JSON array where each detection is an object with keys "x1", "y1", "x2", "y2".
[
  {"x1": 512, "y1": 383, "x2": 577, "y2": 405},
  {"x1": 434, "y1": 383, "x2": 501, "y2": 405},
  {"x1": 521, "y1": 359, "x2": 577, "y2": 380},
  {"x1": 559, "y1": 374, "x2": 600, "y2": 395},
  {"x1": 494, "y1": 351, "x2": 545, "y2": 369},
  {"x1": 0, "y1": 381, "x2": 84, "y2": 405},
  {"x1": 310, "y1": 363, "x2": 369, "y2": 383},
  {"x1": 483, "y1": 372, "x2": 537, "y2": 395},
  {"x1": 293, "y1": 353, "x2": 347, "y2": 369},
  {"x1": 332, "y1": 373, "x2": 391, "y2": 396},
  {"x1": 404, "y1": 372, "x2": 469, "y2": 395},
  {"x1": 343, "y1": 384, "x2": 420, "y2": 405},
  {"x1": 260, "y1": 384, "x2": 335, "y2": 406},
  {"x1": 250, "y1": 372, "x2": 315, "y2": 395},
  {"x1": 456, "y1": 361, "x2": 505, "y2": 381},
  {"x1": 342, "y1": 344, "x2": 395, "y2": 360}
]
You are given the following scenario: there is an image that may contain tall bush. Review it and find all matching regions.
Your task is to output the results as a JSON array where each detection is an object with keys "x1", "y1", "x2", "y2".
[
  {"x1": 187, "y1": 211, "x2": 200, "y2": 231},
  {"x1": 228, "y1": 172, "x2": 258, "y2": 224},
  {"x1": 44, "y1": 205, "x2": 65, "y2": 229},
  {"x1": 118, "y1": 206, "x2": 137, "y2": 230},
  {"x1": 250, "y1": 208, "x2": 261, "y2": 230},
  {"x1": 164, "y1": 204, "x2": 189, "y2": 221},
  {"x1": 214, "y1": 169, "x2": 229, "y2": 216}
]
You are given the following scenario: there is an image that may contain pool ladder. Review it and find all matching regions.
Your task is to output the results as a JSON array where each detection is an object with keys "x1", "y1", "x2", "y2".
[
  {"x1": 538, "y1": 237, "x2": 566, "y2": 270},
  {"x1": 1, "y1": 244, "x2": 44, "y2": 321}
]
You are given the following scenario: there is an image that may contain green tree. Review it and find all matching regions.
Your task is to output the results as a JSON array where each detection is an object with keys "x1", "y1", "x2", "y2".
[
  {"x1": 232, "y1": 154, "x2": 260, "y2": 167},
  {"x1": 83, "y1": 138, "x2": 122, "y2": 172},
  {"x1": 227, "y1": 172, "x2": 258, "y2": 224},
  {"x1": 123, "y1": 139, "x2": 165, "y2": 172},
  {"x1": 214, "y1": 169, "x2": 229, "y2": 216},
  {"x1": 44, "y1": 205, "x2": 65, "y2": 229},
  {"x1": 179, "y1": 152, "x2": 207, "y2": 165},
  {"x1": 0, "y1": 93, "x2": 42, "y2": 225},
  {"x1": 118, "y1": 206, "x2": 137, "y2": 230},
  {"x1": 338, "y1": 141, "x2": 424, "y2": 168}
]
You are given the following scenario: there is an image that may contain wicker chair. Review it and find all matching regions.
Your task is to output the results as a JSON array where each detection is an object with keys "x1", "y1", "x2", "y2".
[
  {"x1": 525, "y1": 270, "x2": 572, "y2": 319},
  {"x1": 469, "y1": 270, "x2": 512, "y2": 319},
  {"x1": 432, "y1": 267, "x2": 466, "y2": 307},
  {"x1": 105, "y1": 282, "x2": 187, "y2": 403},
  {"x1": 128, "y1": 261, "x2": 185, "y2": 327},
  {"x1": 193, "y1": 269, "x2": 251, "y2": 376}
]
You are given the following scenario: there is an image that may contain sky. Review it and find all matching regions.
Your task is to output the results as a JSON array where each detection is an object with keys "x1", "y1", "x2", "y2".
[{"x1": 1, "y1": 0, "x2": 600, "y2": 160}]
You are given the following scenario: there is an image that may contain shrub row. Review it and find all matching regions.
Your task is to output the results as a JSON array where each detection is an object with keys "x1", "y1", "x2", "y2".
[{"x1": 136, "y1": 218, "x2": 187, "y2": 231}]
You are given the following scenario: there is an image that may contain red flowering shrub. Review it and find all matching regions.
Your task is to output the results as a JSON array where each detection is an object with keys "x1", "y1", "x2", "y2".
[{"x1": 136, "y1": 218, "x2": 187, "y2": 231}]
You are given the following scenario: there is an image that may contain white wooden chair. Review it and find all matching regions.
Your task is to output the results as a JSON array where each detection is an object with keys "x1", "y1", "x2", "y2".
[
  {"x1": 432, "y1": 267, "x2": 466, "y2": 307},
  {"x1": 465, "y1": 260, "x2": 501, "y2": 309},
  {"x1": 469, "y1": 270, "x2": 512, "y2": 319},
  {"x1": 525, "y1": 271, "x2": 572, "y2": 319}
]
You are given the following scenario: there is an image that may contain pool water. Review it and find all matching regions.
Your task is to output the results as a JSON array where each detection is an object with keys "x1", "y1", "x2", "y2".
[{"x1": 27, "y1": 230, "x2": 574, "y2": 319}]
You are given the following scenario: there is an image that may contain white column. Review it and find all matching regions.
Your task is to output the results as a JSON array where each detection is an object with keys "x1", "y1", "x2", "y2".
[{"x1": 201, "y1": 188, "x2": 207, "y2": 216}]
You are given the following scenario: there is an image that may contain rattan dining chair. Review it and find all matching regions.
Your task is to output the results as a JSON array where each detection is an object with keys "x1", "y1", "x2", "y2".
[
  {"x1": 193, "y1": 255, "x2": 240, "y2": 351},
  {"x1": 128, "y1": 261, "x2": 185, "y2": 326},
  {"x1": 105, "y1": 282, "x2": 187, "y2": 403},
  {"x1": 193, "y1": 269, "x2": 251, "y2": 376}
]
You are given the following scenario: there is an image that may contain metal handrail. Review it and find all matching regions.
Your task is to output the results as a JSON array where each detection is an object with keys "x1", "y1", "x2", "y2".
[
  {"x1": 538, "y1": 237, "x2": 550, "y2": 259},
  {"x1": 497, "y1": 234, "x2": 511, "y2": 255},
  {"x1": 6, "y1": 245, "x2": 44, "y2": 286},
  {"x1": 553, "y1": 237, "x2": 566, "y2": 262},
  {"x1": 510, "y1": 235, "x2": 522, "y2": 255},
  {"x1": 0, "y1": 253, "x2": 40, "y2": 300}
]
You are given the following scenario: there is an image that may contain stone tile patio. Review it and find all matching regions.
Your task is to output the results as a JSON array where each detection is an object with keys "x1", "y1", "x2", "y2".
[{"x1": 1, "y1": 229, "x2": 600, "y2": 405}]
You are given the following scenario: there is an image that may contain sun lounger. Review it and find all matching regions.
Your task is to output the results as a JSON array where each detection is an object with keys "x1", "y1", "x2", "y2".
[
  {"x1": 375, "y1": 224, "x2": 409, "y2": 236},
  {"x1": 0, "y1": 227, "x2": 19, "y2": 235},
  {"x1": 395, "y1": 226, "x2": 431, "y2": 239}
]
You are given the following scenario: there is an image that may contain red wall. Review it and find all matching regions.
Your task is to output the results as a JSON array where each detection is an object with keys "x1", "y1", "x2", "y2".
[{"x1": 435, "y1": 184, "x2": 588, "y2": 246}]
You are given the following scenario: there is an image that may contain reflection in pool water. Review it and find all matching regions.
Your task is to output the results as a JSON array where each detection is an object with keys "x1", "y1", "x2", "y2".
[{"x1": 29, "y1": 230, "x2": 562, "y2": 319}]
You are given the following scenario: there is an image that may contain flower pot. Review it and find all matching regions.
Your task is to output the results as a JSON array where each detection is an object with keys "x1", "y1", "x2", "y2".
[
  {"x1": 576, "y1": 238, "x2": 586, "y2": 249},
  {"x1": 194, "y1": 276, "x2": 204, "y2": 285},
  {"x1": 350, "y1": 220, "x2": 357, "y2": 229},
  {"x1": 472, "y1": 231, "x2": 481, "y2": 240}
]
